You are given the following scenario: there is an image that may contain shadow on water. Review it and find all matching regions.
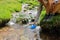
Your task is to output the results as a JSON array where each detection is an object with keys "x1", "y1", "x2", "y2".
[{"x1": 40, "y1": 32, "x2": 60, "y2": 40}]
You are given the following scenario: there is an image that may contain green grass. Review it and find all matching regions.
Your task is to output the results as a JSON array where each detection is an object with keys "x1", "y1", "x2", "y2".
[
  {"x1": 39, "y1": 10, "x2": 46, "y2": 22},
  {"x1": 0, "y1": 0, "x2": 22, "y2": 25},
  {"x1": 38, "y1": 7, "x2": 46, "y2": 24},
  {"x1": 0, "y1": 0, "x2": 22, "y2": 12}
]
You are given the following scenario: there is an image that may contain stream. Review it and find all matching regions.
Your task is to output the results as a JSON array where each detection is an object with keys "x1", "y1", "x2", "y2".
[{"x1": 0, "y1": 4, "x2": 60, "y2": 40}]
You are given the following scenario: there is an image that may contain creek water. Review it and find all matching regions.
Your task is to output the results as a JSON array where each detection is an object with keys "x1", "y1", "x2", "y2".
[
  {"x1": 1, "y1": 25, "x2": 60, "y2": 40},
  {"x1": 0, "y1": 4, "x2": 60, "y2": 40}
]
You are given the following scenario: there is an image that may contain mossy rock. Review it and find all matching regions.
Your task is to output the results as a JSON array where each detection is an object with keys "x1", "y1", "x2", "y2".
[{"x1": 40, "y1": 14, "x2": 60, "y2": 34}]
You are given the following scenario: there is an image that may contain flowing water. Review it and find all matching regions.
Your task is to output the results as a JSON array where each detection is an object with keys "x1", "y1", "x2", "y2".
[
  {"x1": 0, "y1": 4, "x2": 40, "y2": 40},
  {"x1": 0, "y1": 4, "x2": 60, "y2": 40}
]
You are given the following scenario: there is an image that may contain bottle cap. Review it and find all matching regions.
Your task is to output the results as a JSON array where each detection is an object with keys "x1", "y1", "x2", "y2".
[{"x1": 30, "y1": 24, "x2": 36, "y2": 29}]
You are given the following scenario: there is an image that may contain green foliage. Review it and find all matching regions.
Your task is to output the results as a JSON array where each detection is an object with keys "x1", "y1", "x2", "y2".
[
  {"x1": 40, "y1": 11, "x2": 46, "y2": 22},
  {"x1": 18, "y1": 0, "x2": 40, "y2": 10},
  {"x1": 0, "y1": 0, "x2": 22, "y2": 25},
  {"x1": 48, "y1": 15, "x2": 60, "y2": 24},
  {"x1": 40, "y1": 14, "x2": 60, "y2": 26},
  {"x1": 0, "y1": 9, "x2": 11, "y2": 19},
  {"x1": 40, "y1": 15, "x2": 60, "y2": 33},
  {"x1": 0, "y1": 0, "x2": 22, "y2": 12},
  {"x1": 0, "y1": 9, "x2": 11, "y2": 23},
  {"x1": 39, "y1": 7, "x2": 46, "y2": 23}
]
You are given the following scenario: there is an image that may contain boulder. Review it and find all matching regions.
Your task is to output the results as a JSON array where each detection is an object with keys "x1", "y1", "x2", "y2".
[{"x1": 40, "y1": 14, "x2": 60, "y2": 34}]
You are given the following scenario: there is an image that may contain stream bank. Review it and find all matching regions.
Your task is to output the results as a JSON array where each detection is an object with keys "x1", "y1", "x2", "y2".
[{"x1": 40, "y1": 14, "x2": 60, "y2": 35}]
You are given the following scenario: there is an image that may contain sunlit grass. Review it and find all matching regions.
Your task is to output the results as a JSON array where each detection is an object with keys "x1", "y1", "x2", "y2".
[
  {"x1": 0, "y1": 0, "x2": 22, "y2": 24},
  {"x1": 38, "y1": 7, "x2": 46, "y2": 23}
]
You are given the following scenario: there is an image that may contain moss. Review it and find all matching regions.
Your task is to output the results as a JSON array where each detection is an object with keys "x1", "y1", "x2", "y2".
[
  {"x1": 0, "y1": 9, "x2": 11, "y2": 26},
  {"x1": 40, "y1": 14, "x2": 60, "y2": 33},
  {"x1": 0, "y1": 0, "x2": 22, "y2": 27}
]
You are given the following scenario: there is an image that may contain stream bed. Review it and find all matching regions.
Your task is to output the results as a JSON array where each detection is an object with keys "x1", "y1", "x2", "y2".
[{"x1": 0, "y1": 26, "x2": 60, "y2": 40}]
